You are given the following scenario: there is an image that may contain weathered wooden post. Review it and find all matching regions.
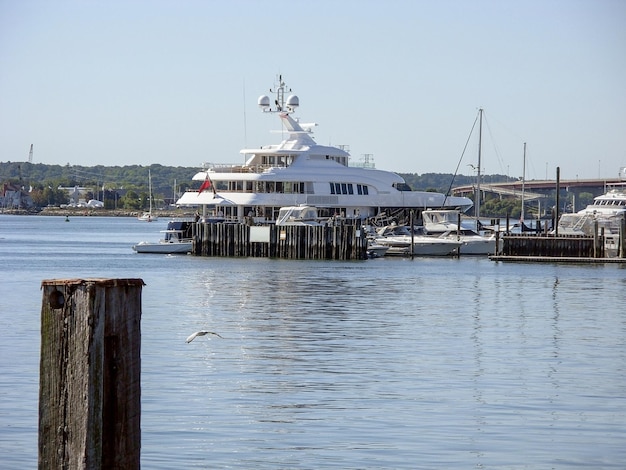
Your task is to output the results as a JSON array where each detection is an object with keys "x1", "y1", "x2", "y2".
[
  {"x1": 409, "y1": 210, "x2": 415, "y2": 260},
  {"x1": 621, "y1": 217, "x2": 626, "y2": 258},
  {"x1": 555, "y1": 166, "x2": 560, "y2": 237},
  {"x1": 39, "y1": 278, "x2": 144, "y2": 470},
  {"x1": 495, "y1": 230, "x2": 500, "y2": 256}
]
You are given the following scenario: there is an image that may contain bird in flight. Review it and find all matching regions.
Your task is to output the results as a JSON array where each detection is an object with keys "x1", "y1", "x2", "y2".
[{"x1": 186, "y1": 330, "x2": 223, "y2": 343}]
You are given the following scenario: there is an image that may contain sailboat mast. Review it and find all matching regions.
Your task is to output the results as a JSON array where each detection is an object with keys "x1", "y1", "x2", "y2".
[
  {"x1": 148, "y1": 170, "x2": 152, "y2": 214},
  {"x1": 476, "y1": 108, "x2": 483, "y2": 219},
  {"x1": 521, "y1": 142, "x2": 526, "y2": 222}
]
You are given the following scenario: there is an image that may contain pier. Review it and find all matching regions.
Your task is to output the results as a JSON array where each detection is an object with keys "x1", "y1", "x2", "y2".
[
  {"x1": 490, "y1": 230, "x2": 626, "y2": 263},
  {"x1": 192, "y1": 222, "x2": 368, "y2": 260}
]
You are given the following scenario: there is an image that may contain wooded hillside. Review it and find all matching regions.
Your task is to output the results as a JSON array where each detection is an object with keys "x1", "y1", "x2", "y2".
[{"x1": 1, "y1": 161, "x2": 522, "y2": 215}]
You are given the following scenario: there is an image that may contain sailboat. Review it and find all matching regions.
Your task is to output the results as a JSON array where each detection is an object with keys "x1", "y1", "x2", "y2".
[{"x1": 138, "y1": 170, "x2": 158, "y2": 222}]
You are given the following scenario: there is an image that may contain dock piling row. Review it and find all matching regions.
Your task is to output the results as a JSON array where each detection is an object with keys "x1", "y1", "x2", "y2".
[{"x1": 192, "y1": 223, "x2": 367, "y2": 260}]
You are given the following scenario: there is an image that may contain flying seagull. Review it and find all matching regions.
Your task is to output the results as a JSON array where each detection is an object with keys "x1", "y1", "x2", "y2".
[{"x1": 186, "y1": 330, "x2": 223, "y2": 343}]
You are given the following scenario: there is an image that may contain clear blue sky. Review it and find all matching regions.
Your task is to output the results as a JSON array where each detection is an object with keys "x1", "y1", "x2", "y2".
[{"x1": 1, "y1": 0, "x2": 625, "y2": 180}]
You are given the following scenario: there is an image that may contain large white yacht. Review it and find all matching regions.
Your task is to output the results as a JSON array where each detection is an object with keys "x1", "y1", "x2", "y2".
[{"x1": 176, "y1": 76, "x2": 473, "y2": 223}]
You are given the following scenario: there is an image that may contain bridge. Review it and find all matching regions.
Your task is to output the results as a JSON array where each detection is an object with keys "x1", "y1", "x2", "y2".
[{"x1": 452, "y1": 177, "x2": 625, "y2": 201}]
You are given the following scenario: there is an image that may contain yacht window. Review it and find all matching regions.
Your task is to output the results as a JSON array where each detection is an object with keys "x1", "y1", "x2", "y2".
[
  {"x1": 341, "y1": 183, "x2": 347, "y2": 194},
  {"x1": 348, "y1": 184, "x2": 354, "y2": 195},
  {"x1": 357, "y1": 185, "x2": 362, "y2": 195},
  {"x1": 393, "y1": 182, "x2": 412, "y2": 191},
  {"x1": 330, "y1": 183, "x2": 335, "y2": 195},
  {"x1": 363, "y1": 185, "x2": 369, "y2": 195}
]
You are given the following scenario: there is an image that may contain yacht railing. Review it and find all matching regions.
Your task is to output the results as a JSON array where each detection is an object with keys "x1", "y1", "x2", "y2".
[{"x1": 202, "y1": 163, "x2": 288, "y2": 174}]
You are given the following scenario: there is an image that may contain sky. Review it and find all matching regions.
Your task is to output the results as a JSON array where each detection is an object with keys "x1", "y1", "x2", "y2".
[{"x1": 1, "y1": 0, "x2": 625, "y2": 181}]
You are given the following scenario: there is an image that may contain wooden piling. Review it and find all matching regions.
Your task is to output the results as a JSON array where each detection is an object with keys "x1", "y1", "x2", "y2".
[
  {"x1": 39, "y1": 278, "x2": 144, "y2": 470},
  {"x1": 555, "y1": 166, "x2": 560, "y2": 237},
  {"x1": 621, "y1": 217, "x2": 626, "y2": 258}
]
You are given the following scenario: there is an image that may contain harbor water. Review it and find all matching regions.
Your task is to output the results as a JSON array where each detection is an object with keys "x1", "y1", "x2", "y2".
[{"x1": 1, "y1": 215, "x2": 625, "y2": 469}]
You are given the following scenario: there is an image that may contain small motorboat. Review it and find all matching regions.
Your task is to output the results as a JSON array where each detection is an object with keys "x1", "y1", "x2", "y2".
[
  {"x1": 132, "y1": 235, "x2": 192, "y2": 254},
  {"x1": 132, "y1": 219, "x2": 193, "y2": 254},
  {"x1": 422, "y1": 209, "x2": 501, "y2": 255},
  {"x1": 374, "y1": 225, "x2": 461, "y2": 256},
  {"x1": 366, "y1": 242, "x2": 390, "y2": 258}
]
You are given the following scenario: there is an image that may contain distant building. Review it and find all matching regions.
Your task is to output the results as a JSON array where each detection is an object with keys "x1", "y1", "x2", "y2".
[
  {"x1": 1, "y1": 183, "x2": 34, "y2": 209},
  {"x1": 58, "y1": 185, "x2": 90, "y2": 205}
]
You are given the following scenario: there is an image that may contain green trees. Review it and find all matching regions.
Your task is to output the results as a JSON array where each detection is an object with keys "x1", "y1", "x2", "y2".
[
  {"x1": 480, "y1": 197, "x2": 521, "y2": 218},
  {"x1": 28, "y1": 185, "x2": 69, "y2": 207},
  {"x1": 119, "y1": 190, "x2": 142, "y2": 210}
]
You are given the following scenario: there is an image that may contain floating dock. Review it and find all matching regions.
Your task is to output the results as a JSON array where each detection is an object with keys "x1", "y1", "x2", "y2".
[
  {"x1": 490, "y1": 233, "x2": 626, "y2": 263},
  {"x1": 490, "y1": 255, "x2": 626, "y2": 264}
]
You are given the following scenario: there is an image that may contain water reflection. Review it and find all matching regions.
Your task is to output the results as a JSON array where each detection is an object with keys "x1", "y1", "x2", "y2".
[{"x1": 2, "y1": 216, "x2": 626, "y2": 469}]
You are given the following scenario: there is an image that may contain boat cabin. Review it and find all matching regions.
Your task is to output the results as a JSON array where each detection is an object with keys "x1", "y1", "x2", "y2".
[{"x1": 275, "y1": 206, "x2": 322, "y2": 226}]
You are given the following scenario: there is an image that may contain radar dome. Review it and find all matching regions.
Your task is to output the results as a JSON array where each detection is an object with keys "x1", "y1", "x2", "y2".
[
  {"x1": 258, "y1": 95, "x2": 270, "y2": 108},
  {"x1": 286, "y1": 95, "x2": 299, "y2": 109}
]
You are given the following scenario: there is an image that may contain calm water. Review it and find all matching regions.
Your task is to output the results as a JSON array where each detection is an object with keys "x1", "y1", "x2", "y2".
[{"x1": 1, "y1": 214, "x2": 625, "y2": 469}]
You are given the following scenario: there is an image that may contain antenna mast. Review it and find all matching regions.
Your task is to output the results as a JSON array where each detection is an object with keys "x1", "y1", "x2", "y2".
[{"x1": 258, "y1": 75, "x2": 298, "y2": 114}]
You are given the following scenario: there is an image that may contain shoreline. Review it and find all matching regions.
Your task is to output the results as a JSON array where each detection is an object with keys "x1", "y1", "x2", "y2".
[{"x1": 1, "y1": 207, "x2": 197, "y2": 218}]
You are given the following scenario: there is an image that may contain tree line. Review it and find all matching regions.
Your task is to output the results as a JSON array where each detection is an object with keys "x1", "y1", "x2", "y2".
[{"x1": 2, "y1": 161, "x2": 577, "y2": 217}]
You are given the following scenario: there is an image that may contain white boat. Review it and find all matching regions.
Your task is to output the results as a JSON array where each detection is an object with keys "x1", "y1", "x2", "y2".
[
  {"x1": 366, "y1": 242, "x2": 390, "y2": 258},
  {"x1": 556, "y1": 169, "x2": 626, "y2": 257},
  {"x1": 373, "y1": 225, "x2": 461, "y2": 256},
  {"x1": 132, "y1": 237, "x2": 192, "y2": 254},
  {"x1": 138, "y1": 170, "x2": 158, "y2": 222},
  {"x1": 275, "y1": 205, "x2": 323, "y2": 226},
  {"x1": 421, "y1": 209, "x2": 501, "y2": 255},
  {"x1": 176, "y1": 76, "x2": 473, "y2": 223},
  {"x1": 132, "y1": 220, "x2": 193, "y2": 254}
]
